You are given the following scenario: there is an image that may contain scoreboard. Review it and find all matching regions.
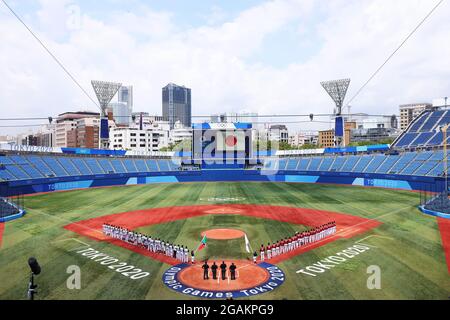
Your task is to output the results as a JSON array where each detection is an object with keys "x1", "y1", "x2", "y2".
[{"x1": 192, "y1": 123, "x2": 253, "y2": 163}]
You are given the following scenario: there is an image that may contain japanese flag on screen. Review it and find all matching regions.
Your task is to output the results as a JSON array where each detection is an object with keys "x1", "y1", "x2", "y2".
[{"x1": 217, "y1": 131, "x2": 245, "y2": 151}]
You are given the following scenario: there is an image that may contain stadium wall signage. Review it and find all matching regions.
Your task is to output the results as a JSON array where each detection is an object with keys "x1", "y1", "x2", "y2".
[{"x1": 162, "y1": 262, "x2": 286, "y2": 299}]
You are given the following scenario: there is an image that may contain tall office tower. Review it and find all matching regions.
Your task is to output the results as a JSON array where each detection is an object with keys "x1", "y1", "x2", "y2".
[
  {"x1": 119, "y1": 86, "x2": 133, "y2": 108},
  {"x1": 112, "y1": 85, "x2": 133, "y2": 126},
  {"x1": 162, "y1": 83, "x2": 192, "y2": 129}
]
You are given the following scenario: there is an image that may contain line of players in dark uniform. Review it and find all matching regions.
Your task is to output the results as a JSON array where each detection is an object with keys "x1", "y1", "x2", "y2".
[
  {"x1": 102, "y1": 223, "x2": 193, "y2": 264},
  {"x1": 202, "y1": 261, "x2": 237, "y2": 281},
  {"x1": 258, "y1": 221, "x2": 337, "y2": 261}
]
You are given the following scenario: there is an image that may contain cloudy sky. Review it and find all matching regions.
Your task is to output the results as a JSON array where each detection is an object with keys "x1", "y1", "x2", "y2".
[{"x1": 0, "y1": 0, "x2": 449, "y2": 135}]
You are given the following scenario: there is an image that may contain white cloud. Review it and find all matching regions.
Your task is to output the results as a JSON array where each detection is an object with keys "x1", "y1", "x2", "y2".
[{"x1": 0, "y1": 0, "x2": 449, "y2": 136}]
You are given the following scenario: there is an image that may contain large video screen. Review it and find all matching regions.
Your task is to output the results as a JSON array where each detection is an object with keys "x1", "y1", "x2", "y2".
[{"x1": 216, "y1": 130, "x2": 246, "y2": 152}]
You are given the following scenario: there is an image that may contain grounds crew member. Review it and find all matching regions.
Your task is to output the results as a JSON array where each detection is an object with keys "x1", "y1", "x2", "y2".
[
  {"x1": 229, "y1": 263, "x2": 237, "y2": 280},
  {"x1": 211, "y1": 262, "x2": 218, "y2": 280},
  {"x1": 220, "y1": 261, "x2": 227, "y2": 280},
  {"x1": 191, "y1": 250, "x2": 195, "y2": 264},
  {"x1": 202, "y1": 261, "x2": 210, "y2": 280}
]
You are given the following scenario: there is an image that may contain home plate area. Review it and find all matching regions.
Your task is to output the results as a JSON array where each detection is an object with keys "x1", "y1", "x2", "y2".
[
  {"x1": 64, "y1": 204, "x2": 381, "y2": 299},
  {"x1": 163, "y1": 262, "x2": 285, "y2": 299}
]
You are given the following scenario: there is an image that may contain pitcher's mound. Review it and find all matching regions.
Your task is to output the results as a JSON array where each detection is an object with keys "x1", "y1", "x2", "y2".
[{"x1": 201, "y1": 228, "x2": 245, "y2": 240}]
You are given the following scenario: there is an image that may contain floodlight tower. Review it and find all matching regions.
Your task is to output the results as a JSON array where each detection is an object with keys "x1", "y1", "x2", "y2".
[
  {"x1": 91, "y1": 80, "x2": 122, "y2": 149},
  {"x1": 320, "y1": 79, "x2": 351, "y2": 147}
]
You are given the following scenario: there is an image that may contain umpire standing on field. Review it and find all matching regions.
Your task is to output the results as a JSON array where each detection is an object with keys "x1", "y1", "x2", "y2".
[
  {"x1": 220, "y1": 261, "x2": 227, "y2": 280},
  {"x1": 202, "y1": 261, "x2": 209, "y2": 280},
  {"x1": 229, "y1": 263, "x2": 237, "y2": 280},
  {"x1": 211, "y1": 262, "x2": 218, "y2": 280}
]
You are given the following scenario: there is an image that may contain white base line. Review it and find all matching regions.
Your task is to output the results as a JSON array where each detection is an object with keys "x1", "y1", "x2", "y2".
[
  {"x1": 356, "y1": 235, "x2": 395, "y2": 248},
  {"x1": 52, "y1": 237, "x2": 91, "y2": 251}
]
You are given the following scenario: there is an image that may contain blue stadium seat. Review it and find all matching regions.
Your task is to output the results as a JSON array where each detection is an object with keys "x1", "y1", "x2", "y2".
[
  {"x1": 318, "y1": 157, "x2": 334, "y2": 171},
  {"x1": 134, "y1": 159, "x2": 149, "y2": 172},
  {"x1": 401, "y1": 161, "x2": 424, "y2": 175},
  {"x1": 110, "y1": 159, "x2": 127, "y2": 173},
  {"x1": 26, "y1": 156, "x2": 56, "y2": 177},
  {"x1": 436, "y1": 110, "x2": 450, "y2": 127},
  {"x1": 365, "y1": 155, "x2": 387, "y2": 173},
  {"x1": 411, "y1": 132, "x2": 435, "y2": 146},
  {"x1": 307, "y1": 158, "x2": 323, "y2": 171},
  {"x1": 84, "y1": 158, "x2": 105, "y2": 175},
  {"x1": 41, "y1": 157, "x2": 68, "y2": 176},
  {"x1": 70, "y1": 158, "x2": 93, "y2": 175},
  {"x1": 340, "y1": 156, "x2": 359, "y2": 172},
  {"x1": 9, "y1": 155, "x2": 29, "y2": 165},
  {"x1": 420, "y1": 110, "x2": 445, "y2": 132},
  {"x1": 146, "y1": 160, "x2": 159, "y2": 171},
  {"x1": 277, "y1": 159, "x2": 288, "y2": 171},
  {"x1": 20, "y1": 164, "x2": 44, "y2": 179},
  {"x1": 122, "y1": 159, "x2": 138, "y2": 173},
  {"x1": 330, "y1": 156, "x2": 346, "y2": 172},
  {"x1": 376, "y1": 155, "x2": 400, "y2": 174},
  {"x1": 158, "y1": 160, "x2": 171, "y2": 171},
  {"x1": 286, "y1": 159, "x2": 299, "y2": 170},
  {"x1": 0, "y1": 156, "x2": 14, "y2": 165},
  {"x1": 297, "y1": 158, "x2": 311, "y2": 171},
  {"x1": 395, "y1": 133, "x2": 418, "y2": 148},
  {"x1": 352, "y1": 156, "x2": 373, "y2": 173},
  {"x1": 389, "y1": 153, "x2": 417, "y2": 174},
  {"x1": 97, "y1": 159, "x2": 114, "y2": 174},
  {"x1": 5, "y1": 164, "x2": 30, "y2": 180},
  {"x1": 408, "y1": 112, "x2": 429, "y2": 132},
  {"x1": 0, "y1": 168, "x2": 17, "y2": 181},
  {"x1": 57, "y1": 158, "x2": 82, "y2": 176}
]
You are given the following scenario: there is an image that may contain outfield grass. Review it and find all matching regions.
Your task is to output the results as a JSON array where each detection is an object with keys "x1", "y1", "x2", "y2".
[{"x1": 0, "y1": 182, "x2": 449, "y2": 300}]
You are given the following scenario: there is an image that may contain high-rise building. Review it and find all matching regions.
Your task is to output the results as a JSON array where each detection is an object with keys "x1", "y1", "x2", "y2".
[
  {"x1": 399, "y1": 103, "x2": 433, "y2": 131},
  {"x1": 118, "y1": 85, "x2": 133, "y2": 108},
  {"x1": 110, "y1": 85, "x2": 133, "y2": 126},
  {"x1": 162, "y1": 83, "x2": 192, "y2": 129}
]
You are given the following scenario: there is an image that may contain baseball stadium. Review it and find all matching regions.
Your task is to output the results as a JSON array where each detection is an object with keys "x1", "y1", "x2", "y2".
[
  {"x1": 1, "y1": 0, "x2": 450, "y2": 303},
  {"x1": 1, "y1": 114, "x2": 450, "y2": 301}
]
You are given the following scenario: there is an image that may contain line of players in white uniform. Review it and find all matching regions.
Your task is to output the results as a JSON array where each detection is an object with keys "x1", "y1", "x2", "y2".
[
  {"x1": 102, "y1": 224, "x2": 191, "y2": 263},
  {"x1": 259, "y1": 222, "x2": 337, "y2": 261}
]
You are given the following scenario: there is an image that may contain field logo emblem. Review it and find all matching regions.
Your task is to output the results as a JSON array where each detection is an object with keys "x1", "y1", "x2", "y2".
[{"x1": 162, "y1": 262, "x2": 286, "y2": 299}]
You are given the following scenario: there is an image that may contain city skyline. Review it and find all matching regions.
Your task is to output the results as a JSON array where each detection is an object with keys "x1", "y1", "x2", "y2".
[{"x1": 0, "y1": 0, "x2": 449, "y2": 136}]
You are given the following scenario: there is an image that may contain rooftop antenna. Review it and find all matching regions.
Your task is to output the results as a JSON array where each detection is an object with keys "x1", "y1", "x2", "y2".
[
  {"x1": 321, "y1": 79, "x2": 351, "y2": 146},
  {"x1": 91, "y1": 80, "x2": 122, "y2": 149}
]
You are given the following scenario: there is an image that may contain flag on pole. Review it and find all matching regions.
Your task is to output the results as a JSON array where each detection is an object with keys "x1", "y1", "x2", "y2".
[
  {"x1": 244, "y1": 234, "x2": 252, "y2": 253},
  {"x1": 196, "y1": 235, "x2": 207, "y2": 252}
]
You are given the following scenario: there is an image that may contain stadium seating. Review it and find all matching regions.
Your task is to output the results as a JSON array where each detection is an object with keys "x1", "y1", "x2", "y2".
[
  {"x1": 2, "y1": 150, "x2": 450, "y2": 184},
  {"x1": 393, "y1": 109, "x2": 450, "y2": 149}
]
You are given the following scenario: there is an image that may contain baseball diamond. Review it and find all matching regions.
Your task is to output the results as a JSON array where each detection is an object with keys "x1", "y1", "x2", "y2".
[{"x1": 0, "y1": 182, "x2": 449, "y2": 300}]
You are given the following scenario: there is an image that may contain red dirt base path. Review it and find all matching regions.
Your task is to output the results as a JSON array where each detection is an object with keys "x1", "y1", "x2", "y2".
[
  {"x1": 437, "y1": 218, "x2": 450, "y2": 274},
  {"x1": 201, "y1": 229, "x2": 245, "y2": 240},
  {"x1": 179, "y1": 260, "x2": 269, "y2": 292},
  {"x1": 64, "y1": 204, "x2": 381, "y2": 266},
  {"x1": 0, "y1": 223, "x2": 4, "y2": 248}
]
